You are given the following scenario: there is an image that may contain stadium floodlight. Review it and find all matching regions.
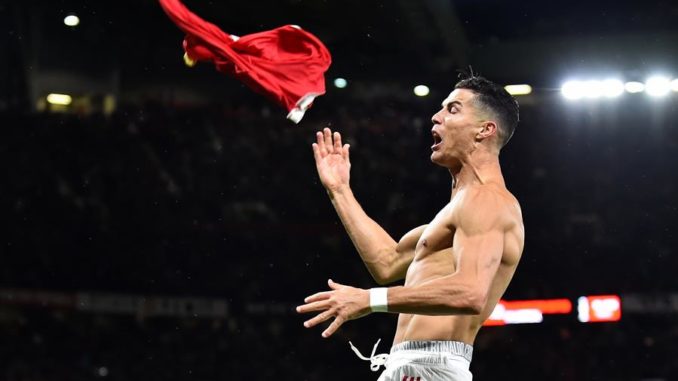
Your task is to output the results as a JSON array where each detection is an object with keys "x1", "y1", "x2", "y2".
[
  {"x1": 561, "y1": 80, "x2": 586, "y2": 100},
  {"x1": 64, "y1": 14, "x2": 80, "y2": 27},
  {"x1": 645, "y1": 76, "x2": 671, "y2": 97},
  {"x1": 413, "y1": 85, "x2": 430, "y2": 97},
  {"x1": 333, "y1": 78, "x2": 347, "y2": 89},
  {"x1": 504, "y1": 84, "x2": 532, "y2": 96},
  {"x1": 671, "y1": 79, "x2": 678, "y2": 92},
  {"x1": 601, "y1": 79, "x2": 624, "y2": 98},
  {"x1": 562, "y1": 80, "x2": 609, "y2": 100},
  {"x1": 624, "y1": 81, "x2": 645, "y2": 93},
  {"x1": 583, "y1": 80, "x2": 604, "y2": 99},
  {"x1": 46, "y1": 93, "x2": 72, "y2": 105}
]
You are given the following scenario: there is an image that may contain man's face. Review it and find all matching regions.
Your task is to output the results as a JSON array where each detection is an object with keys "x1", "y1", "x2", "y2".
[{"x1": 430, "y1": 88, "x2": 483, "y2": 167}]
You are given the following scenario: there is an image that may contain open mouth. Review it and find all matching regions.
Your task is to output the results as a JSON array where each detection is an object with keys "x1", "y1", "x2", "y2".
[{"x1": 431, "y1": 130, "x2": 442, "y2": 150}]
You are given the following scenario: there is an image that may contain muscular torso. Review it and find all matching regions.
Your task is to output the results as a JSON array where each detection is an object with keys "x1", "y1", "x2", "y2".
[{"x1": 393, "y1": 184, "x2": 524, "y2": 345}]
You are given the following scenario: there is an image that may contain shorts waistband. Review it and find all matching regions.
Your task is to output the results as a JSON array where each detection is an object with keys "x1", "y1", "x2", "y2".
[{"x1": 390, "y1": 341, "x2": 473, "y2": 362}]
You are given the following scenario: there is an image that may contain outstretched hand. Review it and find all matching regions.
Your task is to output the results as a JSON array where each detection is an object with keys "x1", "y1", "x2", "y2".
[
  {"x1": 312, "y1": 128, "x2": 351, "y2": 193},
  {"x1": 297, "y1": 279, "x2": 371, "y2": 338}
]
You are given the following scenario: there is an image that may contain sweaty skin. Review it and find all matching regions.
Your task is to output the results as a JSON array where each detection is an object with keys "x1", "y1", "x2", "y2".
[
  {"x1": 391, "y1": 182, "x2": 523, "y2": 344},
  {"x1": 297, "y1": 89, "x2": 524, "y2": 345}
]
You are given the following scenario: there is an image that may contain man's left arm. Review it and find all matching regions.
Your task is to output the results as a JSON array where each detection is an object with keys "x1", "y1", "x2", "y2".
[{"x1": 297, "y1": 189, "x2": 506, "y2": 338}]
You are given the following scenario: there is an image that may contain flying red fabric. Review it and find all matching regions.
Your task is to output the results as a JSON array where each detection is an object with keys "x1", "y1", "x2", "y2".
[{"x1": 158, "y1": 0, "x2": 332, "y2": 123}]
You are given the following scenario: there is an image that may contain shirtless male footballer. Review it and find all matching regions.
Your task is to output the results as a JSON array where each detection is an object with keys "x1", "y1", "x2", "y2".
[{"x1": 296, "y1": 76, "x2": 525, "y2": 381}]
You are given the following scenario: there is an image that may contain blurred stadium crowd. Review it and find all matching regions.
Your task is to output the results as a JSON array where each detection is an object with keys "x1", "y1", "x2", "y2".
[{"x1": 1, "y1": 90, "x2": 677, "y2": 380}]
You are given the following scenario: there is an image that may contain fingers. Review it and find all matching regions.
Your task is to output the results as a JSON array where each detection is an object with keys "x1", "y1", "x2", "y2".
[
  {"x1": 312, "y1": 142, "x2": 321, "y2": 162},
  {"x1": 297, "y1": 281, "x2": 350, "y2": 338},
  {"x1": 333, "y1": 131, "x2": 342, "y2": 152},
  {"x1": 304, "y1": 290, "x2": 332, "y2": 303},
  {"x1": 323, "y1": 128, "x2": 333, "y2": 153},
  {"x1": 316, "y1": 131, "x2": 327, "y2": 156},
  {"x1": 342, "y1": 144, "x2": 350, "y2": 162},
  {"x1": 296, "y1": 300, "x2": 330, "y2": 314},
  {"x1": 314, "y1": 128, "x2": 350, "y2": 159},
  {"x1": 328, "y1": 278, "x2": 343, "y2": 290},
  {"x1": 303, "y1": 309, "x2": 334, "y2": 328},
  {"x1": 322, "y1": 316, "x2": 345, "y2": 338}
]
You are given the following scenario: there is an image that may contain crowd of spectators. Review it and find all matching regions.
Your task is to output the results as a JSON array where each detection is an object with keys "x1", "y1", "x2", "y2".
[
  {"x1": 0, "y1": 307, "x2": 675, "y2": 380},
  {"x1": 1, "y1": 90, "x2": 677, "y2": 379}
]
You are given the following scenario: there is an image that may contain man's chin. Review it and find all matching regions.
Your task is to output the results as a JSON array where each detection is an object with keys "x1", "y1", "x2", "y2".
[
  {"x1": 430, "y1": 153, "x2": 459, "y2": 169},
  {"x1": 430, "y1": 154, "x2": 445, "y2": 167}
]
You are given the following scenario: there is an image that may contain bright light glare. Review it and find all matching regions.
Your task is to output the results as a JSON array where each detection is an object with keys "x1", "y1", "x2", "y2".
[
  {"x1": 46, "y1": 93, "x2": 72, "y2": 105},
  {"x1": 601, "y1": 79, "x2": 624, "y2": 98},
  {"x1": 504, "y1": 84, "x2": 532, "y2": 96},
  {"x1": 64, "y1": 15, "x2": 80, "y2": 27},
  {"x1": 577, "y1": 297, "x2": 590, "y2": 323},
  {"x1": 671, "y1": 79, "x2": 678, "y2": 92},
  {"x1": 413, "y1": 85, "x2": 430, "y2": 97},
  {"x1": 624, "y1": 81, "x2": 645, "y2": 93},
  {"x1": 645, "y1": 76, "x2": 671, "y2": 97},
  {"x1": 584, "y1": 80, "x2": 604, "y2": 98},
  {"x1": 561, "y1": 81, "x2": 586, "y2": 100},
  {"x1": 333, "y1": 78, "x2": 347, "y2": 89},
  {"x1": 563, "y1": 79, "x2": 625, "y2": 100}
]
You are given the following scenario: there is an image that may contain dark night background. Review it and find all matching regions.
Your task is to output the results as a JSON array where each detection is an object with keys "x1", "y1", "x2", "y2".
[{"x1": 1, "y1": 0, "x2": 678, "y2": 380}]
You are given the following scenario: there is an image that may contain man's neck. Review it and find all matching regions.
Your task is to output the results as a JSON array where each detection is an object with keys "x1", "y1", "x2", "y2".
[{"x1": 449, "y1": 149, "x2": 504, "y2": 196}]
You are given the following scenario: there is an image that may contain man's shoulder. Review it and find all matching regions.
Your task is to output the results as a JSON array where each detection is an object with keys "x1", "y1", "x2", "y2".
[
  {"x1": 454, "y1": 183, "x2": 522, "y2": 230},
  {"x1": 460, "y1": 182, "x2": 517, "y2": 207}
]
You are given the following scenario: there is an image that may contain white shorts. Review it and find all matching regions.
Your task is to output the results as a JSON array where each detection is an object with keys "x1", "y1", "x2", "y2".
[{"x1": 377, "y1": 341, "x2": 474, "y2": 381}]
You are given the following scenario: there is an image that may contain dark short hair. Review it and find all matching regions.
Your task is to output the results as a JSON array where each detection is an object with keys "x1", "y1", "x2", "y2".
[{"x1": 454, "y1": 76, "x2": 519, "y2": 148}]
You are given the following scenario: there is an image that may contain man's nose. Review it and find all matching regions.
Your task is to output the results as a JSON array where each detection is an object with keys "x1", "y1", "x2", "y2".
[{"x1": 431, "y1": 111, "x2": 441, "y2": 125}]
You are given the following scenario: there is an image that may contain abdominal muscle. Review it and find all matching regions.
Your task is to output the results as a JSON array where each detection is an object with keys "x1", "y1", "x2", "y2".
[
  {"x1": 393, "y1": 313, "x2": 480, "y2": 346},
  {"x1": 391, "y1": 249, "x2": 483, "y2": 346}
]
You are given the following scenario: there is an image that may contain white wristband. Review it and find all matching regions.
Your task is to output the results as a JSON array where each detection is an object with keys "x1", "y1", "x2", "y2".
[{"x1": 369, "y1": 288, "x2": 388, "y2": 313}]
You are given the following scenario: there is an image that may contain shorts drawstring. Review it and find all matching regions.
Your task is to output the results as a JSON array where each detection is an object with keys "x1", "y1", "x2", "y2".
[{"x1": 349, "y1": 338, "x2": 389, "y2": 372}]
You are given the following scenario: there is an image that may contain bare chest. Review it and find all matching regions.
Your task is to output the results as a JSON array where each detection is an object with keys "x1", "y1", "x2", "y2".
[{"x1": 405, "y1": 205, "x2": 458, "y2": 284}]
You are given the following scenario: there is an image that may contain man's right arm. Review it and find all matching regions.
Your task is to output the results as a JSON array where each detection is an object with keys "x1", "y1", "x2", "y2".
[
  {"x1": 312, "y1": 128, "x2": 420, "y2": 285},
  {"x1": 329, "y1": 186, "x2": 424, "y2": 284}
]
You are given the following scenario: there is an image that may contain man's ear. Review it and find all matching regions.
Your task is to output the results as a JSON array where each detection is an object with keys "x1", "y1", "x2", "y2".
[{"x1": 476, "y1": 121, "x2": 498, "y2": 141}]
